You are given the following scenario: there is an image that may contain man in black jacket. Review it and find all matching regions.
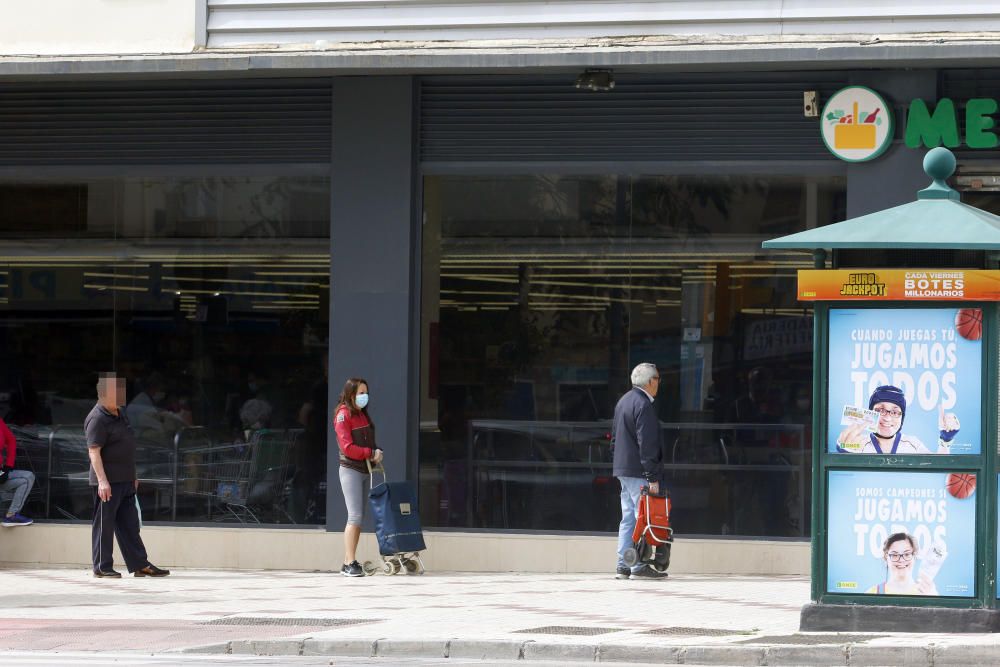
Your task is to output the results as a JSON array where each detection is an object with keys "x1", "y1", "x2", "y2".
[{"x1": 611, "y1": 362, "x2": 667, "y2": 580}]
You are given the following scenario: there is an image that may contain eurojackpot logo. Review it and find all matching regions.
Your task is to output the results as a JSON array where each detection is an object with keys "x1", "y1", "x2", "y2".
[{"x1": 820, "y1": 86, "x2": 895, "y2": 162}]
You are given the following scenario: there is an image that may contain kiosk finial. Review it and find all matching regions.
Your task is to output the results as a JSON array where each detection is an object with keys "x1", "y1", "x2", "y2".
[{"x1": 918, "y1": 147, "x2": 960, "y2": 201}]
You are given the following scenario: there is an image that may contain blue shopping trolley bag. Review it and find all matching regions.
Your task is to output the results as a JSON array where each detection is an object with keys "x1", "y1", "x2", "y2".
[{"x1": 368, "y1": 462, "x2": 426, "y2": 556}]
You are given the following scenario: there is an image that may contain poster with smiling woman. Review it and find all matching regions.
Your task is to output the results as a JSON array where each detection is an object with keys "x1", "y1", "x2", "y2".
[
  {"x1": 827, "y1": 308, "x2": 982, "y2": 455},
  {"x1": 827, "y1": 470, "x2": 976, "y2": 597}
]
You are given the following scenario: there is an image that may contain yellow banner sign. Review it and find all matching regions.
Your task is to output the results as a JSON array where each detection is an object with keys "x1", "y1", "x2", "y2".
[{"x1": 797, "y1": 269, "x2": 1000, "y2": 301}]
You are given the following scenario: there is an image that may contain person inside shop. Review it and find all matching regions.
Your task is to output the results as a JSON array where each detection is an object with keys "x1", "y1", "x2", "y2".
[
  {"x1": 6, "y1": 371, "x2": 46, "y2": 425},
  {"x1": 293, "y1": 352, "x2": 329, "y2": 523},
  {"x1": 611, "y1": 362, "x2": 668, "y2": 580},
  {"x1": 238, "y1": 397, "x2": 273, "y2": 442},
  {"x1": 126, "y1": 372, "x2": 188, "y2": 447},
  {"x1": 725, "y1": 366, "x2": 781, "y2": 425},
  {"x1": 0, "y1": 415, "x2": 35, "y2": 527},
  {"x1": 86, "y1": 372, "x2": 170, "y2": 578},
  {"x1": 724, "y1": 365, "x2": 784, "y2": 468},
  {"x1": 225, "y1": 369, "x2": 276, "y2": 435},
  {"x1": 778, "y1": 383, "x2": 813, "y2": 449},
  {"x1": 716, "y1": 366, "x2": 786, "y2": 534},
  {"x1": 334, "y1": 377, "x2": 383, "y2": 577},
  {"x1": 865, "y1": 532, "x2": 939, "y2": 596},
  {"x1": 836, "y1": 385, "x2": 958, "y2": 454}
]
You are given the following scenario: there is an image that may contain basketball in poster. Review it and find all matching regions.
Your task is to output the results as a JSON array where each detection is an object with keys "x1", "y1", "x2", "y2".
[
  {"x1": 827, "y1": 470, "x2": 975, "y2": 597},
  {"x1": 827, "y1": 308, "x2": 981, "y2": 455}
]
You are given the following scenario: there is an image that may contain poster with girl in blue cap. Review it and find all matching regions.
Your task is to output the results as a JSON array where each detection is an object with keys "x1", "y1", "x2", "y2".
[{"x1": 827, "y1": 308, "x2": 981, "y2": 455}]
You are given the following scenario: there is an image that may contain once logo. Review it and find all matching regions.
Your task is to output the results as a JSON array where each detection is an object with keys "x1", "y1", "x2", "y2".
[{"x1": 820, "y1": 86, "x2": 894, "y2": 162}]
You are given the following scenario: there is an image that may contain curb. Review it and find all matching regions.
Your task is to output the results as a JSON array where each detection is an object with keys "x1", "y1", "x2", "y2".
[{"x1": 178, "y1": 637, "x2": 994, "y2": 665}]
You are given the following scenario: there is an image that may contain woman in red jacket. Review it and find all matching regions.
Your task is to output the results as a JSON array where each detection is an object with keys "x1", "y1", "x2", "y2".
[{"x1": 334, "y1": 377, "x2": 383, "y2": 577}]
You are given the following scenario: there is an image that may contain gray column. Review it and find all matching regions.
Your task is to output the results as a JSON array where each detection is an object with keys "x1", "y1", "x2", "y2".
[
  {"x1": 327, "y1": 76, "x2": 417, "y2": 530},
  {"x1": 846, "y1": 71, "x2": 939, "y2": 217}
]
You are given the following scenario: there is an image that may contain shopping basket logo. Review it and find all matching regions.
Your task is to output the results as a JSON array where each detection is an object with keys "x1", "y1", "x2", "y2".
[{"x1": 821, "y1": 86, "x2": 894, "y2": 162}]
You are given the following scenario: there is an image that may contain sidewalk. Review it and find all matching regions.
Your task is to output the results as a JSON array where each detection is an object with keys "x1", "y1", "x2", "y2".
[{"x1": 1, "y1": 566, "x2": 999, "y2": 665}]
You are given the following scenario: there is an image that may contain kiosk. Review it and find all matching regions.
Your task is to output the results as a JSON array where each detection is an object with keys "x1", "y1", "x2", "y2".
[{"x1": 765, "y1": 147, "x2": 1000, "y2": 632}]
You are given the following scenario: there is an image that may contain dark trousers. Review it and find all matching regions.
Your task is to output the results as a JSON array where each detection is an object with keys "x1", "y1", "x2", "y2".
[{"x1": 92, "y1": 481, "x2": 149, "y2": 573}]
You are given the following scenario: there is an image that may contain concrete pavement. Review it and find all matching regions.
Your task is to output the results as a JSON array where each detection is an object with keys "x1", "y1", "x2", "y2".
[{"x1": 2, "y1": 566, "x2": 1000, "y2": 665}]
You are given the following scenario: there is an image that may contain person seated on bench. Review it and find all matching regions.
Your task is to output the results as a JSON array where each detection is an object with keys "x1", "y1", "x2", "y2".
[{"x1": 0, "y1": 416, "x2": 35, "y2": 527}]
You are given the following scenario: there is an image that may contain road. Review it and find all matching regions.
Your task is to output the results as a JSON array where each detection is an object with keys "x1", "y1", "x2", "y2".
[{"x1": 2, "y1": 652, "x2": 628, "y2": 667}]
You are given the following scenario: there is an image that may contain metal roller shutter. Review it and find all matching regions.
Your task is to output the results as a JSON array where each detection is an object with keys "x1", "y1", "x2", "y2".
[
  {"x1": 420, "y1": 72, "x2": 849, "y2": 163},
  {"x1": 0, "y1": 78, "x2": 332, "y2": 165}
]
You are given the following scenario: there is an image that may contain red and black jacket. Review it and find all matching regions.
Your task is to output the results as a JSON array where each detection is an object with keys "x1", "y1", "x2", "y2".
[{"x1": 334, "y1": 404, "x2": 377, "y2": 473}]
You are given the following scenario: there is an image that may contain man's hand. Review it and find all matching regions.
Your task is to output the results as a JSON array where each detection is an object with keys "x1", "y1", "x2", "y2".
[
  {"x1": 836, "y1": 423, "x2": 868, "y2": 452},
  {"x1": 98, "y1": 480, "x2": 112, "y2": 502},
  {"x1": 648, "y1": 481, "x2": 660, "y2": 494}
]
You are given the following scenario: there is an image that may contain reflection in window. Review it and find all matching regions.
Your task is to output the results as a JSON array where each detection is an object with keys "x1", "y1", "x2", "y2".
[
  {"x1": 0, "y1": 175, "x2": 330, "y2": 526},
  {"x1": 420, "y1": 173, "x2": 845, "y2": 537},
  {"x1": 0, "y1": 177, "x2": 329, "y2": 239}
]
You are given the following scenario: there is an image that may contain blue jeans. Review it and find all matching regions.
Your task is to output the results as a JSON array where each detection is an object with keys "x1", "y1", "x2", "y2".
[
  {"x1": 0, "y1": 469, "x2": 35, "y2": 516},
  {"x1": 616, "y1": 476, "x2": 646, "y2": 572}
]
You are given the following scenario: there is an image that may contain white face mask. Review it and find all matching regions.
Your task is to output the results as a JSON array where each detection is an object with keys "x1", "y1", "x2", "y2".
[{"x1": 355, "y1": 392, "x2": 369, "y2": 409}]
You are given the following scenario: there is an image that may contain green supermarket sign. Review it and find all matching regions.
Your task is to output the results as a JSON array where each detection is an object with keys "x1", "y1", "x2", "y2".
[
  {"x1": 821, "y1": 87, "x2": 1000, "y2": 160},
  {"x1": 905, "y1": 98, "x2": 999, "y2": 150}
]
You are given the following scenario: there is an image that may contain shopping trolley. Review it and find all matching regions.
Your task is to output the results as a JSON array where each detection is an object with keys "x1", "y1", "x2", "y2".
[
  {"x1": 623, "y1": 486, "x2": 673, "y2": 572},
  {"x1": 362, "y1": 460, "x2": 426, "y2": 575}
]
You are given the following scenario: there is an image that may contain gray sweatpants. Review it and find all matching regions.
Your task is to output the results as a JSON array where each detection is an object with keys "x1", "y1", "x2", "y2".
[{"x1": 0, "y1": 469, "x2": 35, "y2": 515}]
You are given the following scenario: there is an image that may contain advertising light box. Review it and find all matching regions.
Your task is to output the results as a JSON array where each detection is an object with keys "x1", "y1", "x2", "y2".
[
  {"x1": 827, "y1": 308, "x2": 982, "y2": 455},
  {"x1": 827, "y1": 470, "x2": 976, "y2": 598}
]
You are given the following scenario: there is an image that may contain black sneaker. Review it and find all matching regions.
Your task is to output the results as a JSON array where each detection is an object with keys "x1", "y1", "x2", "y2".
[
  {"x1": 615, "y1": 566, "x2": 631, "y2": 580},
  {"x1": 632, "y1": 565, "x2": 668, "y2": 579},
  {"x1": 93, "y1": 569, "x2": 122, "y2": 578},
  {"x1": 341, "y1": 561, "x2": 364, "y2": 577}
]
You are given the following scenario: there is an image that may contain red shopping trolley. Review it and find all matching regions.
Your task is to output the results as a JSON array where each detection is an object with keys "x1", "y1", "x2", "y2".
[{"x1": 623, "y1": 486, "x2": 673, "y2": 572}]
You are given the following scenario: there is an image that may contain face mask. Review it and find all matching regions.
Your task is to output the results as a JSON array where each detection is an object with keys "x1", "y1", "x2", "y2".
[{"x1": 355, "y1": 392, "x2": 369, "y2": 409}]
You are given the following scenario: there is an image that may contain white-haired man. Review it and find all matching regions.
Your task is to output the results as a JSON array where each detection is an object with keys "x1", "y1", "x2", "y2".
[{"x1": 611, "y1": 362, "x2": 667, "y2": 579}]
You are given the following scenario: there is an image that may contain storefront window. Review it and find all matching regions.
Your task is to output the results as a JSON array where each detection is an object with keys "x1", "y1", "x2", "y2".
[
  {"x1": 419, "y1": 173, "x2": 846, "y2": 537},
  {"x1": 0, "y1": 175, "x2": 329, "y2": 526}
]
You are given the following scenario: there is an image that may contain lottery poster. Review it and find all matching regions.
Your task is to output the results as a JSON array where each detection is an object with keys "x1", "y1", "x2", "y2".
[
  {"x1": 827, "y1": 470, "x2": 976, "y2": 597},
  {"x1": 827, "y1": 308, "x2": 982, "y2": 455}
]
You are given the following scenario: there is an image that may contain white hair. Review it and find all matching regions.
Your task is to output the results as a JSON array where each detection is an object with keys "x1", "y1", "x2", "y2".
[
  {"x1": 630, "y1": 363, "x2": 658, "y2": 387},
  {"x1": 240, "y1": 398, "x2": 273, "y2": 430}
]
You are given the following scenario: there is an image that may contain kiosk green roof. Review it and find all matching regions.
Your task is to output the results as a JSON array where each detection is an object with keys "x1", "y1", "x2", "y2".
[{"x1": 762, "y1": 147, "x2": 1000, "y2": 250}]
